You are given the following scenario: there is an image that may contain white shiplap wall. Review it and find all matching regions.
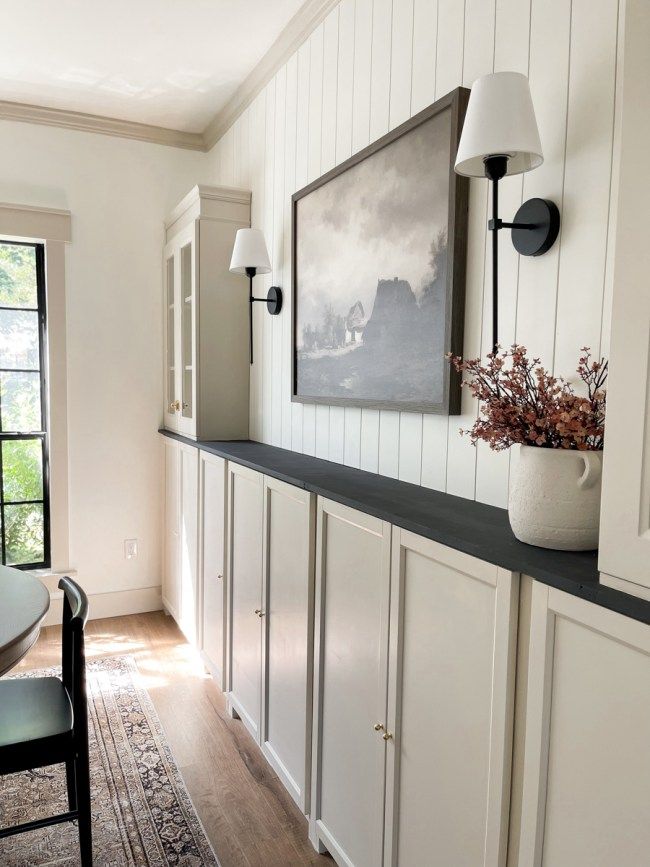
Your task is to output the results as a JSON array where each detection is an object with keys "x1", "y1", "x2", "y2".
[{"x1": 206, "y1": 0, "x2": 621, "y2": 508}]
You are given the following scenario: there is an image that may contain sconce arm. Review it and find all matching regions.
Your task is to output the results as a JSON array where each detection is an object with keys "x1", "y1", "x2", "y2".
[{"x1": 488, "y1": 218, "x2": 537, "y2": 231}]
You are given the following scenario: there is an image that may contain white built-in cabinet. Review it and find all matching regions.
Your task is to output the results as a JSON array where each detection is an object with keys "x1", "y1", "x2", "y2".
[
  {"x1": 163, "y1": 185, "x2": 251, "y2": 441},
  {"x1": 513, "y1": 581, "x2": 650, "y2": 867},
  {"x1": 161, "y1": 437, "x2": 650, "y2": 866},
  {"x1": 227, "y1": 463, "x2": 315, "y2": 812},
  {"x1": 198, "y1": 451, "x2": 227, "y2": 688},
  {"x1": 384, "y1": 529, "x2": 518, "y2": 867},
  {"x1": 309, "y1": 499, "x2": 392, "y2": 865},
  {"x1": 227, "y1": 462, "x2": 265, "y2": 738},
  {"x1": 260, "y1": 476, "x2": 315, "y2": 812},
  {"x1": 162, "y1": 436, "x2": 181, "y2": 621},
  {"x1": 309, "y1": 501, "x2": 518, "y2": 867}
]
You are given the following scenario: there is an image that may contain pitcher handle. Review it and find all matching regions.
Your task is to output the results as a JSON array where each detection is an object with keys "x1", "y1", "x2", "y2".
[{"x1": 578, "y1": 452, "x2": 602, "y2": 490}]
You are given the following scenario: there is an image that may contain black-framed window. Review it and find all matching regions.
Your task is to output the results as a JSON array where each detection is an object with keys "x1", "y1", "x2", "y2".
[{"x1": 0, "y1": 240, "x2": 50, "y2": 568}]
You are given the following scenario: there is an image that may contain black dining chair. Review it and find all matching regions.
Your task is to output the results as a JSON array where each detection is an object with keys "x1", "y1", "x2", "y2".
[{"x1": 0, "y1": 576, "x2": 92, "y2": 865}]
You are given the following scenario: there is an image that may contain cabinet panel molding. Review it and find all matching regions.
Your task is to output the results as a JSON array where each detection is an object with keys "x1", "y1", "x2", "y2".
[
  {"x1": 162, "y1": 437, "x2": 181, "y2": 620},
  {"x1": 384, "y1": 528, "x2": 518, "y2": 867},
  {"x1": 178, "y1": 443, "x2": 200, "y2": 644},
  {"x1": 260, "y1": 475, "x2": 316, "y2": 813},
  {"x1": 309, "y1": 496, "x2": 392, "y2": 866},
  {"x1": 199, "y1": 450, "x2": 227, "y2": 688},
  {"x1": 227, "y1": 461, "x2": 264, "y2": 738},
  {"x1": 518, "y1": 583, "x2": 650, "y2": 867}
]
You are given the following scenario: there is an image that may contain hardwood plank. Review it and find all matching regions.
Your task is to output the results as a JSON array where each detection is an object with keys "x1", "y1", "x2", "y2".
[{"x1": 14, "y1": 611, "x2": 329, "y2": 867}]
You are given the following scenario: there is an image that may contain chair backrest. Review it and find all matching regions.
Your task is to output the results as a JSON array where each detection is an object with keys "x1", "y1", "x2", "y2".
[{"x1": 59, "y1": 577, "x2": 89, "y2": 747}]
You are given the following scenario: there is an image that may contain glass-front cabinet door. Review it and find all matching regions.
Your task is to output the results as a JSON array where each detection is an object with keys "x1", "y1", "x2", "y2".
[{"x1": 163, "y1": 223, "x2": 196, "y2": 437}]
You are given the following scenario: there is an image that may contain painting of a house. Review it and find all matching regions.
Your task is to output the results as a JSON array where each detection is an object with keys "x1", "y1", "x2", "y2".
[{"x1": 291, "y1": 89, "x2": 468, "y2": 414}]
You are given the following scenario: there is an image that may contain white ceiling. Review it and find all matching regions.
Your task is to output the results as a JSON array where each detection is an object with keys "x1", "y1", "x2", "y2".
[{"x1": 0, "y1": 0, "x2": 305, "y2": 133}]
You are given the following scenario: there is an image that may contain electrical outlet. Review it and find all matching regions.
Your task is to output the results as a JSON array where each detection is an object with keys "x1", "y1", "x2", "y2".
[{"x1": 124, "y1": 539, "x2": 138, "y2": 560}]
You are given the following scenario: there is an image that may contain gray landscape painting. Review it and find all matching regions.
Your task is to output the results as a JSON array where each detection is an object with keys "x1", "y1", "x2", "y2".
[{"x1": 294, "y1": 109, "x2": 452, "y2": 409}]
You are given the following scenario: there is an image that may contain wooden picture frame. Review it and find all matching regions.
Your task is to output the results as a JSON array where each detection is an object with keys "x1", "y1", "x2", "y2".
[{"x1": 291, "y1": 86, "x2": 469, "y2": 415}]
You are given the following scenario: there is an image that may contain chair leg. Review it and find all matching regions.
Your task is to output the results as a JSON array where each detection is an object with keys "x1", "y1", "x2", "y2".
[
  {"x1": 65, "y1": 758, "x2": 77, "y2": 811},
  {"x1": 74, "y1": 750, "x2": 93, "y2": 866}
]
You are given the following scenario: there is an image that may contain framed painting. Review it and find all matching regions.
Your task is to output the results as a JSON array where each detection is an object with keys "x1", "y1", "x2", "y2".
[{"x1": 291, "y1": 87, "x2": 469, "y2": 415}]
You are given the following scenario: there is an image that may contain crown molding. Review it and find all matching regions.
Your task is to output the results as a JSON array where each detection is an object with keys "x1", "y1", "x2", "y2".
[
  {"x1": 0, "y1": 0, "x2": 338, "y2": 153},
  {"x1": 0, "y1": 99, "x2": 205, "y2": 151},
  {"x1": 202, "y1": 0, "x2": 340, "y2": 150}
]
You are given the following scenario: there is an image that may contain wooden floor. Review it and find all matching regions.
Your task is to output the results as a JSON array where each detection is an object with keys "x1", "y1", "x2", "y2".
[{"x1": 15, "y1": 611, "x2": 331, "y2": 867}]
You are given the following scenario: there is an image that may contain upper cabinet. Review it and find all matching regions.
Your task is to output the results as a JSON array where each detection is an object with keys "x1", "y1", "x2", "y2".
[{"x1": 163, "y1": 185, "x2": 251, "y2": 441}]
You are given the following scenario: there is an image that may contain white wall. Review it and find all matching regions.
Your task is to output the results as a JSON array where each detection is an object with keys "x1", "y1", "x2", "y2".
[
  {"x1": 205, "y1": 0, "x2": 621, "y2": 509},
  {"x1": 0, "y1": 120, "x2": 206, "y2": 603}
]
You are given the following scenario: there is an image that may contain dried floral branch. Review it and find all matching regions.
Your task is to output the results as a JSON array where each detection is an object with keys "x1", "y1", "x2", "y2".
[{"x1": 447, "y1": 345, "x2": 607, "y2": 451}]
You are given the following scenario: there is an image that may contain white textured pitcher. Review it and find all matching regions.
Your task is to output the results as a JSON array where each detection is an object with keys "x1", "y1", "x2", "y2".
[{"x1": 508, "y1": 444, "x2": 603, "y2": 550}]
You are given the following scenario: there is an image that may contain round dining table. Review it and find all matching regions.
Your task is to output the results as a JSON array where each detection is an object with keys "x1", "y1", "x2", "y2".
[{"x1": 0, "y1": 564, "x2": 50, "y2": 676}]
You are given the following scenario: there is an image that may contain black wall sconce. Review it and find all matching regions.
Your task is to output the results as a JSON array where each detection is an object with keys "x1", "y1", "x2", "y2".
[
  {"x1": 230, "y1": 228, "x2": 282, "y2": 364},
  {"x1": 455, "y1": 71, "x2": 560, "y2": 353}
]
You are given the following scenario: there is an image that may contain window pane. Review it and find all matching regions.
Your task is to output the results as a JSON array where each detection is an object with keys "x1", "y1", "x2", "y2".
[
  {"x1": 0, "y1": 309, "x2": 40, "y2": 370},
  {"x1": 0, "y1": 244, "x2": 38, "y2": 309},
  {"x1": 5, "y1": 502, "x2": 44, "y2": 565},
  {"x1": 2, "y1": 438, "x2": 43, "y2": 502},
  {"x1": 1, "y1": 371, "x2": 41, "y2": 431}
]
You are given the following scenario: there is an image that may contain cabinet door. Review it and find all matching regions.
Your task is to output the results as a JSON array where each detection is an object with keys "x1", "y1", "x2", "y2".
[
  {"x1": 162, "y1": 245, "x2": 178, "y2": 431},
  {"x1": 176, "y1": 223, "x2": 197, "y2": 439},
  {"x1": 517, "y1": 583, "x2": 650, "y2": 867},
  {"x1": 309, "y1": 497, "x2": 391, "y2": 867},
  {"x1": 178, "y1": 442, "x2": 199, "y2": 644},
  {"x1": 162, "y1": 437, "x2": 180, "y2": 619},
  {"x1": 199, "y1": 451, "x2": 227, "y2": 687},
  {"x1": 384, "y1": 529, "x2": 518, "y2": 867},
  {"x1": 261, "y1": 476, "x2": 315, "y2": 813},
  {"x1": 228, "y1": 462, "x2": 264, "y2": 739}
]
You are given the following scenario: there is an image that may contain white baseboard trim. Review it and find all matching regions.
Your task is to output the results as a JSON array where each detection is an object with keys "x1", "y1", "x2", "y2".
[{"x1": 43, "y1": 584, "x2": 163, "y2": 627}]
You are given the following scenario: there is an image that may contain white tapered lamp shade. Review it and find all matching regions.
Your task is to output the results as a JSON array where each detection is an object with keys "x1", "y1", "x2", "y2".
[
  {"x1": 229, "y1": 228, "x2": 272, "y2": 275},
  {"x1": 455, "y1": 71, "x2": 543, "y2": 177}
]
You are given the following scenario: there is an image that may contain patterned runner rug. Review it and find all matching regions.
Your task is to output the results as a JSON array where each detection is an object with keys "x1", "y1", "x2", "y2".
[{"x1": 0, "y1": 655, "x2": 219, "y2": 866}]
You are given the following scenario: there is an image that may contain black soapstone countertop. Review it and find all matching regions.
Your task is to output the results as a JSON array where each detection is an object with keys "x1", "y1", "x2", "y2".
[{"x1": 160, "y1": 429, "x2": 650, "y2": 625}]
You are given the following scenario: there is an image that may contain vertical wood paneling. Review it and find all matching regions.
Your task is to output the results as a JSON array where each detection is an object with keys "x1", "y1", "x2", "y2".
[
  {"x1": 291, "y1": 41, "x2": 311, "y2": 453},
  {"x1": 282, "y1": 55, "x2": 298, "y2": 450},
  {"x1": 369, "y1": 0, "x2": 393, "y2": 142},
  {"x1": 330, "y1": 0, "x2": 355, "y2": 465},
  {"x1": 249, "y1": 92, "x2": 266, "y2": 441},
  {"x1": 210, "y1": 0, "x2": 622, "y2": 508},
  {"x1": 262, "y1": 79, "x2": 276, "y2": 445},
  {"x1": 302, "y1": 24, "x2": 325, "y2": 456},
  {"x1": 271, "y1": 67, "x2": 287, "y2": 447},
  {"x1": 390, "y1": 0, "x2": 422, "y2": 485},
  {"x1": 443, "y1": 0, "x2": 490, "y2": 501},
  {"x1": 351, "y1": 0, "x2": 372, "y2": 154},
  {"x1": 475, "y1": 0, "x2": 531, "y2": 508},
  {"x1": 515, "y1": 0, "x2": 570, "y2": 360},
  {"x1": 411, "y1": 0, "x2": 438, "y2": 114},
  {"x1": 553, "y1": 0, "x2": 618, "y2": 378},
  {"x1": 345, "y1": 0, "x2": 371, "y2": 468},
  {"x1": 315, "y1": 8, "x2": 340, "y2": 460},
  {"x1": 389, "y1": 0, "x2": 414, "y2": 129}
]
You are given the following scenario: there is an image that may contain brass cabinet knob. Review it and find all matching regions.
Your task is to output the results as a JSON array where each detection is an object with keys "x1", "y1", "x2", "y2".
[
  {"x1": 373, "y1": 722, "x2": 385, "y2": 732},
  {"x1": 169, "y1": 400, "x2": 181, "y2": 412},
  {"x1": 382, "y1": 732, "x2": 393, "y2": 741},
  {"x1": 254, "y1": 609, "x2": 265, "y2": 618},
  {"x1": 217, "y1": 574, "x2": 223, "y2": 581}
]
